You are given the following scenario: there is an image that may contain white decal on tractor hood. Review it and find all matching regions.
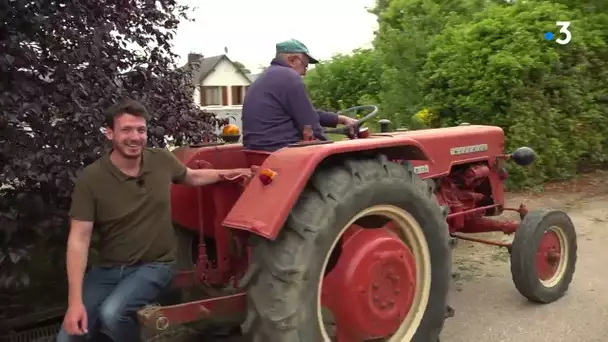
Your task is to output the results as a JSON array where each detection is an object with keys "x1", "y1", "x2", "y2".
[
  {"x1": 413, "y1": 165, "x2": 429, "y2": 174},
  {"x1": 450, "y1": 144, "x2": 488, "y2": 156}
]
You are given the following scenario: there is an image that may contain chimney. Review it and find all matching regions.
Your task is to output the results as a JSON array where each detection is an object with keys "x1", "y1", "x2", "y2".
[{"x1": 188, "y1": 53, "x2": 203, "y2": 64}]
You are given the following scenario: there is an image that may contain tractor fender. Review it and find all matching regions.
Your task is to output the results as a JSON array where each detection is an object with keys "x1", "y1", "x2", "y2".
[{"x1": 222, "y1": 137, "x2": 431, "y2": 240}]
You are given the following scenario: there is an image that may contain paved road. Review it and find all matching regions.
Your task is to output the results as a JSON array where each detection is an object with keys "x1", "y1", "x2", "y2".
[{"x1": 442, "y1": 194, "x2": 608, "y2": 342}]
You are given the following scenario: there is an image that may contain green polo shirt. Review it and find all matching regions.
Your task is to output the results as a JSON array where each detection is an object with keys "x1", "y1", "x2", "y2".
[{"x1": 68, "y1": 147, "x2": 187, "y2": 267}]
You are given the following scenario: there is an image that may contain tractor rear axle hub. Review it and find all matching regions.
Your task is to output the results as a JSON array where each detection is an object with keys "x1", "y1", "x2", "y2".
[{"x1": 323, "y1": 227, "x2": 417, "y2": 339}]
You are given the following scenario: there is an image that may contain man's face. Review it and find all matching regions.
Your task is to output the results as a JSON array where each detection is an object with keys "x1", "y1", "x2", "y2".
[
  {"x1": 288, "y1": 53, "x2": 309, "y2": 76},
  {"x1": 105, "y1": 113, "x2": 147, "y2": 159}
]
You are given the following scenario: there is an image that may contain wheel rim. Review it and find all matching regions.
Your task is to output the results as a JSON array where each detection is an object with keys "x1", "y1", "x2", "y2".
[
  {"x1": 536, "y1": 225, "x2": 568, "y2": 287},
  {"x1": 316, "y1": 204, "x2": 432, "y2": 341}
]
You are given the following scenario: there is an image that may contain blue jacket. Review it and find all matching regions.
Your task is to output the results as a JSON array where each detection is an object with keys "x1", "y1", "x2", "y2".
[{"x1": 242, "y1": 58, "x2": 339, "y2": 151}]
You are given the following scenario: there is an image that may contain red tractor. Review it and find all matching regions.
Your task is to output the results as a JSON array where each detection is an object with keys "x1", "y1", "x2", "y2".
[{"x1": 138, "y1": 105, "x2": 577, "y2": 342}]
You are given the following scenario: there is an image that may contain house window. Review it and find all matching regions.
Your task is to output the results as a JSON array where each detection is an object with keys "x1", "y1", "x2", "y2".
[
  {"x1": 201, "y1": 86, "x2": 222, "y2": 106},
  {"x1": 231, "y1": 86, "x2": 245, "y2": 105}
]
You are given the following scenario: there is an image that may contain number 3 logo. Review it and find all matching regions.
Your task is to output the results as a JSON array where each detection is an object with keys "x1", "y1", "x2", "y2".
[{"x1": 556, "y1": 21, "x2": 572, "y2": 45}]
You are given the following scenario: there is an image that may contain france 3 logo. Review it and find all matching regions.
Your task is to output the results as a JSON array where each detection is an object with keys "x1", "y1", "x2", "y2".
[{"x1": 544, "y1": 21, "x2": 572, "y2": 45}]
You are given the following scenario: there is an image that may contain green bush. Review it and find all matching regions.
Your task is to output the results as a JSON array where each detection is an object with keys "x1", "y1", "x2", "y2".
[
  {"x1": 421, "y1": 1, "x2": 608, "y2": 188},
  {"x1": 308, "y1": 0, "x2": 608, "y2": 189}
]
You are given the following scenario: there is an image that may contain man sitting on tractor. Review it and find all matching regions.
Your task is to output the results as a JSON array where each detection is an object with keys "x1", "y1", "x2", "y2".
[{"x1": 241, "y1": 39, "x2": 357, "y2": 151}]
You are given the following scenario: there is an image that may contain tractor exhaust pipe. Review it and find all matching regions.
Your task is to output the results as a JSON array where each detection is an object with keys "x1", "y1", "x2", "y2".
[{"x1": 378, "y1": 119, "x2": 392, "y2": 133}]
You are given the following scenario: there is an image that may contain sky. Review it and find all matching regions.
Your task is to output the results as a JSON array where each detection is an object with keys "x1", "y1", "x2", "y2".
[{"x1": 171, "y1": 0, "x2": 379, "y2": 73}]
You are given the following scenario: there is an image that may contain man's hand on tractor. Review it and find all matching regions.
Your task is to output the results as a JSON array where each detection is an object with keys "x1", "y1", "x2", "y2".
[
  {"x1": 219, "y1": 166, "x2": 259, "y2": 182},
  {"x1": 338, "y1": 115, "x2": 358, "y2": 138},
  {"x1": 63, "y1": 301, "x2": 88, "y2": 336},
  {"x1": 338, "y1": 115, "x2": 357, "y2": 126},
  {"x1": 218, "y1": 166, "x2": 259, "y2": 188}
]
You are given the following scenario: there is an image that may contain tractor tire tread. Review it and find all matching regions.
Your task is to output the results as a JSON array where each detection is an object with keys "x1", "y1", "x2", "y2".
[
  {"x1": 243, "y1": 154, "x2": 452, "y2": 342},
  {"x1": 510, "y1": 209, "x2": 577, "y2": 304}
]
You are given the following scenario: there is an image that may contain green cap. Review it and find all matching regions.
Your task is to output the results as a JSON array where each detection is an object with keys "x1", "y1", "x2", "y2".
[{"x1": 275, "y1": 39, "x2": 319, "y2": 64}]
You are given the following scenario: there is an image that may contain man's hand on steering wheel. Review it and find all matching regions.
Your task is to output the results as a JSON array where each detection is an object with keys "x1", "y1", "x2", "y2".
[
  {"x1": 324, "y1": 105, "x2": 380, "y2": 139},
  {"x1": 338, "y1": 115, "x2": 358, "y2": 137}
]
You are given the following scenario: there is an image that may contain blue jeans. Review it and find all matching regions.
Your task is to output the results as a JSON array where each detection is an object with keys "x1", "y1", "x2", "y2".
[{"x1": 56, "y1": 262, "x2": 174, "y2": 342}]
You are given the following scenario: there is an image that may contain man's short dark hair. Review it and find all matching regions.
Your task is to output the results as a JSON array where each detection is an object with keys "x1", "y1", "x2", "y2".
[{"x1": 104, "y1": 98, "x2": 150, "y2": 128}]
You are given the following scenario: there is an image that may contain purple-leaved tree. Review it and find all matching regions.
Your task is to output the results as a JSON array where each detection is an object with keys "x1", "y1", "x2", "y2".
[{"x1": 0, "y1": 0, "x2": 220, "y2": 320}]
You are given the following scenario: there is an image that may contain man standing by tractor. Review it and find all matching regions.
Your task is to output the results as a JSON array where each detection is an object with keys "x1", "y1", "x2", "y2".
[
  {"x1": 241, "y1": 39, "x2": 358, "y2": 151},
  {"x1": 57, "y1": 99, "x2": 255, "y2": 342}
]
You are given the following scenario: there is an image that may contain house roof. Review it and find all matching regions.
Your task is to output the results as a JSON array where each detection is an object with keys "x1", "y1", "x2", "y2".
[
  {"x1": 180, "y1": 54, "x2": 251, "y2": 85},
  {"x1": 246, "y1": 73, "x2": 261, "y2": 82}
]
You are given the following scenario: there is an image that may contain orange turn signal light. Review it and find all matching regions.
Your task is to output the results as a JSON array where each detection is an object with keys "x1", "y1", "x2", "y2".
[
  {"x1": 258, "y1": 168, "x2": 277, "y2": 185},
  {"x1": 222, "y1": 123, "x2": 240, "y2": 136}
]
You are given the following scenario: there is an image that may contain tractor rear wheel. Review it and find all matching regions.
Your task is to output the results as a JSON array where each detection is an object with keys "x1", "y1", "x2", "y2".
[
  {"x1": 243, "y1": 154, "x2": 452, "y2": 342},
  {"x1": 510, "y1": 209, "x2": 577, "y2": 303}
]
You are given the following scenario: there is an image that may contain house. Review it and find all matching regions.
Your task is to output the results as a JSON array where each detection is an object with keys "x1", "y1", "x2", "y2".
[
  {"x1": 182, "y1": 53, "x2": 256, "y2": 136},
  {"x1": 246, "y1": 73, "x2": 261, "y2": 83},
  {"x1": 183, "y1": 53, "x2": 252, "y2": 109}
]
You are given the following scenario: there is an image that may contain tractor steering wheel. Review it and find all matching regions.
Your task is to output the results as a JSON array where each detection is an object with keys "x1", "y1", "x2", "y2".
[{"x1": 323, "y1": 105, "x2": 379, "y2": 138}]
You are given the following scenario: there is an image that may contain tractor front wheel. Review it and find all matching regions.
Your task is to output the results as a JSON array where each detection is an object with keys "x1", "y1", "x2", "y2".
[
  {"x1": 510, "y1": 209, "x2": 577, "y2": 303},
  {"x1": 243, "y1": 155, "x2": 452, "y2": 342}
]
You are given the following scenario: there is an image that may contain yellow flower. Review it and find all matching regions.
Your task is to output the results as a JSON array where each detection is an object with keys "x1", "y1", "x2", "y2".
[{"x1": 414, "y1": 108, "x2": 437, "y2": 125}]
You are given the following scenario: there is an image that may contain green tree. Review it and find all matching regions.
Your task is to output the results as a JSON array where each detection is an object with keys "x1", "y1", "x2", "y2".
[
  {"x1": 420, "y1": 1, "x2": 608, "y2": 187},
  {"x1": 372, "y1": 0, "x2": 489, "y2": 126},
  {"x1": 304, "y1": 48, "x2": 383, "y2": 114},
  {"x1": 233, "y1": 61, "x2": 251, "y2": 74}
]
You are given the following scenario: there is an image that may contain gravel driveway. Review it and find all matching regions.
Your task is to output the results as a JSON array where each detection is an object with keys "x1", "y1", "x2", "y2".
[{"x1": 443, "y1": 172, "x2": 608, "y2": 342}]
